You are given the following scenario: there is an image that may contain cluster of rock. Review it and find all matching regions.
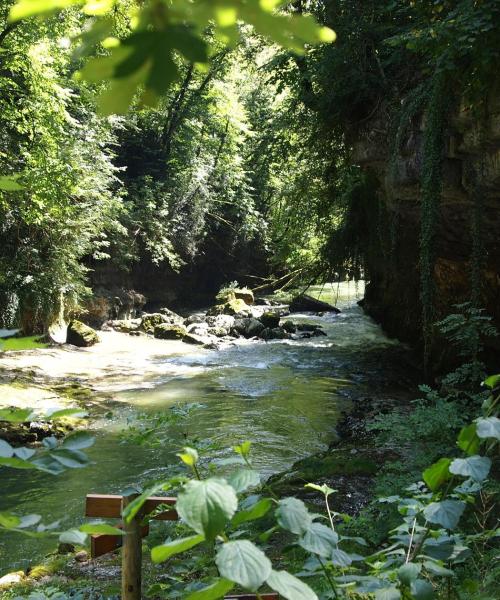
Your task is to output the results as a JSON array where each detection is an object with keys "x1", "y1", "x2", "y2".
[{"x1": 67, "y1": 289, "x2": 339, "y2": 348}]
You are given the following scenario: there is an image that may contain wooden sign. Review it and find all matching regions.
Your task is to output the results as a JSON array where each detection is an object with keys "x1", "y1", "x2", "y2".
[{"x1": 84, "y1": 493, "x2": 279, "y2": 600}]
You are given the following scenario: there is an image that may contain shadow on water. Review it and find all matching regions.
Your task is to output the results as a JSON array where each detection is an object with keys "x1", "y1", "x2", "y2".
[{"x1": 0, "y1": 283, "x2": 419, "y2": 572}]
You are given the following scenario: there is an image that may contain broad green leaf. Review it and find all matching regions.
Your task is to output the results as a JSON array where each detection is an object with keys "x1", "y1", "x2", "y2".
[
  {"x1": 423, "y1": 500, "x2": 465, "y2": 530},
  {"x1": 227, "y1": 468, "x2": 260, "y2": 493},
  {"x1": 0, "y1": 175, "x2": 24, "y2": 190},
  {"x1": 177, "y1": 446, "x2": 199, "y2": 467},
  {"x1": 410, "y1": 579, "x2": 435, "y2": 599},
  {"x1": 176, "y1": 478, "x2": 237, "y2": 540},
  {"x1": 216, "y1": 540, "x2": 271, "y2": 591},
  {"x1": 0, "y1": 512, "x2": 21, "y2": 529},
  {"x1": 276, "y1": 497, "x2": 312, "y2": 535},
  {"x1": 457, "y1": 423, "x2": 480, "y2": 455},
  {"x1": 423, "y1": 560, "x2": 453, "y2": 577},
  {"x1": 59, "y1": 529, "x2": 87, "y2": 545},
  {"x1": 266, "y1": 569, "x2": 318, "y2": 600},
  {"x1": 13, "y1": 446, "x2": 36, "y2": 460},
  {"x1": 0, "y1": 408, "x2": 34, "y2": 422},
  {"x1": 80, "y1": 523, "x2": 124, "y2": 535},
  {"x1": 423, "y1": 458, "x2": 452, "y2": 491},
  {"x1": 185, "y1": 578, "x2": 234, "y2": 600},
  {"x1": 30, "y1": 455, "x2": 66, "y2": 474},
  {"x1": 9, "y1": 0, "x2": 82, "y2": 21},
  {"x1": 299, "y1": 522, "x2": 338, "y2": 558},
  {"x1": 304, "y1": 483, "x2": 336, "y2": 496},
  {"x1": 46, "y1": 408, "x2": 88, "y2": 419},
  {"x1": 61, "y1": 431, "x2": 95, "y2": 450},
  {"x1": 232, "y1": 498, "x2": 273, "y2": 526},
  {"x1": 449, "y1": 456, "x2": 491, "y2": 482},
  {"x1": 397, "y1": 562, "x2": 421, "y2": 585},
  {"x1": 331, "y1": 548, "x2": 352, "y2": 567},
  {"x1": 423, "y1": 538, "x2": 455, "y2": 561},
  {"x1": 18, "y1": 514, "x2": 41, "y2": 528},
  {"x1": 0, "y1": 456, "x2": 37, "y2": 469},
  {"x1": 151, "y1": 534, "x2": 204, "y2": 563},
  {"x1": 51, "y1": 448, "x2": 89, "y2": 468},
  {"x1": 476, "y1": 417, "x2": 500, "y2": 440},
  {"x1": 374, "y1": 588, "x2": 401, "y2": 600},
  {"x1": 0, "y1": 439, "x2": 14, "y2": 458}
]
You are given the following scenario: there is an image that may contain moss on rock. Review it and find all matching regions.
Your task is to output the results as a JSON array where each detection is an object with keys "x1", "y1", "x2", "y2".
[{"x1": 67, "y1": 320, "x2": 100, "y2": 347}]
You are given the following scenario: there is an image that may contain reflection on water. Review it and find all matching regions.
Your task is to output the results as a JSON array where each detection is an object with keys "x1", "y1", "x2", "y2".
[{"x1": 0, "y1": 282, "x2": 407, "y2": 572}]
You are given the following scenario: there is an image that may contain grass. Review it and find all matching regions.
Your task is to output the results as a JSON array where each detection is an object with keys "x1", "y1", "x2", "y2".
[{"x1": 0, "y1": 336, "x2": 48, "y2": 351}]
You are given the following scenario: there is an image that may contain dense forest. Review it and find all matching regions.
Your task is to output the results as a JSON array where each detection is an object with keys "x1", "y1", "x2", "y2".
[{"x1": 0, "y1": 1, "x2": 499, "y2": 599}]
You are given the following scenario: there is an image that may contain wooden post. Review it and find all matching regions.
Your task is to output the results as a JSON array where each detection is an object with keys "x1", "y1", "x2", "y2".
[{"x1": 121, "y1": 494, "x2": 142, "y2": 600}]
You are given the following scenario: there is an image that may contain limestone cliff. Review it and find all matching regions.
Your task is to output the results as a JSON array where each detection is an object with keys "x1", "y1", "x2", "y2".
[{"x1": 351, "y1": 91, "x2": 500, "y2": 362}]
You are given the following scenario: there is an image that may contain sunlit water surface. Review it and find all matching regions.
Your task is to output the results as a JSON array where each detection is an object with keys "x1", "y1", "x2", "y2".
[{"x1": 0, "y1": 283, "x2": 409, "y2": 572}]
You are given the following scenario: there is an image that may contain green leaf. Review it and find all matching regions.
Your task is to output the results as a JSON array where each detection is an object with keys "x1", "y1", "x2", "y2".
[
  {"x1": 227, "y1": 469, "x2": 260, "y2": 493},
  {"x1": 0, "y1": 408, "x2": 34, "y2": 422},
  {"x1": 0, "y1": 512, "x2": 21, "y2": 529},
  {"x1": 59, "y1": 529, "x2": 87, "y2": 545},
  {"x1": 14, "y1": 446, "x2": 36, "y2": 460},
  {"x1": 304, "y1": 483, "x2": 336, "y2": 497},
  {"x1": 185, "y1": 578, "x2": 234, "y2": 600},
  {"x1": 80, "y1": 523, "x2": 124, "y2": 535},
  {"x1": 423, "y1": 539, "x2": 455, "y2": 561},
  {"x1": 276, "y1": 497, "x2": 312, "y2": 535},
  {"x1": 51, "y1": 448, "x2": 89, "y2": 468},
  {"x1": 177, "y1": 446, "x2": 199, "y2": 467},
  {"x1": 216, "y1": 540, "x2": 271, "y2": 591},
  {"x1": 9, "y1": 0, "x2": 82, "y2": 21},
  {"x1": 457, "y1": 423, "x2": 480, "y2": 455},
  {"x1": 374, "y1": 588, "x2": 401, "y2": 600},
  {"x1": 423, "y1": 458, "x2": 452, "y2": 491},
  {"x1": 176, "y1": 478, "x2": 238, "y2": 540},
  {"x1": 151, "y1": 534, "x2": 204, "y2": 563},
  {"x1": 410, "y1": 579, "x2": 435, "y2": 599},
  {"x1": 0, "y1": 456, "x2": 37, "y2": 469},
  {"x1": 483, "y1": 374, "x2": 500, "y2": 389},
  {"x1": 423, "y1": 560, "x2": 453, "y2": 577},
  {"x1": 331, "y1": 548, "x2": 352, "y2": 567},
  {"x1": 266, "y1": 569, "x2": 318, "y2": 600},
  {"x1": 122, "y1": 483, "x2": 166, "y2": 523},
  {"x1": 61, "y1": 431, "x2": 95, "y2": 450},
  {"x1": 476, "y1": 417, "x2": 500, "y2": 440},
  {"x1": 0, "y1": 439, "x2": 14, "y2": 458},
  {"x1": 299, "y1": 522, "x2": 338, "y2": 558},
  {"x1": 18, "y1": 514, "x2": 41, "y2": 528},
  {"x1": 46, "y1": 408, "x2": 88, "y2": 419},
  {"x1": 397, "y1": 562, "x2": 421, "y2": 585},
  {"x1": 234, "y1": 441, "x2": 252, "y2": 458},
  {"x1": 232, "y1": 498, "x2": 273, "y2": 526},
  {"x1": 0, "y1": 175, "x2": 24, "y2": 190},
  {"x1": 449, "y1": 456, "x2": 491, "y2": 482},
  {"x1": 423, "y1": 500, "x2": 465, "y2": 530}
]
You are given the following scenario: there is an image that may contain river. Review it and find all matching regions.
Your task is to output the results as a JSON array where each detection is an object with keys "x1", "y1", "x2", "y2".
[{"x1": 0, "y1": 283, "x2": 410, "y2": 573}]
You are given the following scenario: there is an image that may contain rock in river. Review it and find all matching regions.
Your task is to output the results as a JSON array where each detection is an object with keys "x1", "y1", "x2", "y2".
[
  {"x1": 289, "y1": 294, "x2": 340, "y2": 313},
  {"x1": 67, "y1": 320, "x2": 100, "y2": 347},
  {"x1": 260, "y1": 311, "x2": 281, "y2": 329},
  {"x1": 153, "y1": 324, "x2": 187, "y2": 340}
]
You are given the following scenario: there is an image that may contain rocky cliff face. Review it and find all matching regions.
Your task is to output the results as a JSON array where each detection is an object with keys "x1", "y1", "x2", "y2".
[{"x1": 351, "y1": 91, "x2": 500, "y2": 363}]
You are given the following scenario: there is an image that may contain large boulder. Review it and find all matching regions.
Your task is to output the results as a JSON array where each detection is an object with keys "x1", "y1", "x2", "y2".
[
  {"x1": 260, "y1": 311, "x2": 281, "y2": 329},
  {"x1": 282, "y1": 320, "x2": 297, "y2": 333},
  {"x1": 289, "y1": 294, "x2": 341, "y2": 313},
  {"x1": 260, "y1": 327, "x2": 288, "y2": 341},
  {"x1": 106, "y1": 318, "x2": 141, "y2": 333},
  {"x1": 141, "y1": 313, "x2": 168, "y2": 334},
  {"x1": 67, "y1": 320, "x2": 100, "y2": 347},
  {"x1": 159, "y1": 307, "x2": 184, "y2": 325},
  {"x1": 182, "y1": 333, "x2": 206, "y2": 345},
  {"x1": 207, "y1": 296, "x2": 249, "y2": 317},
  {"x1": 153, "y1": 324, "x2": 187, "y2": 340},
  {"x1": 232, "y1": 317, "x2": 265, "y2": 339},
  {"x1": 83, "y1": 288, "x2": 146, "y2": 327},
  {"x1": 233, "y1": 288, "x2": 254, "y2": 305}
]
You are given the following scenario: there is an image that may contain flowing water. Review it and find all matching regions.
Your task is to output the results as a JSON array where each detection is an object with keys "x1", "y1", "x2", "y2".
[{"x1": 0, "y1": 283, "x2": 411, "y2": 573}]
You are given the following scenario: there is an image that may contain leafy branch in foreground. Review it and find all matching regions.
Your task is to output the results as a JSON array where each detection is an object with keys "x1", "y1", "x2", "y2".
[{"x1": 8, "y1": 0, "x2": 336, "y2": 114}]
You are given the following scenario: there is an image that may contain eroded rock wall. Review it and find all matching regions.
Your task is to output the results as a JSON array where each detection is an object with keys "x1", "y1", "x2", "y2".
[{"x1": 352, "y1": 91, "x2": 500, "y2": 360}]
